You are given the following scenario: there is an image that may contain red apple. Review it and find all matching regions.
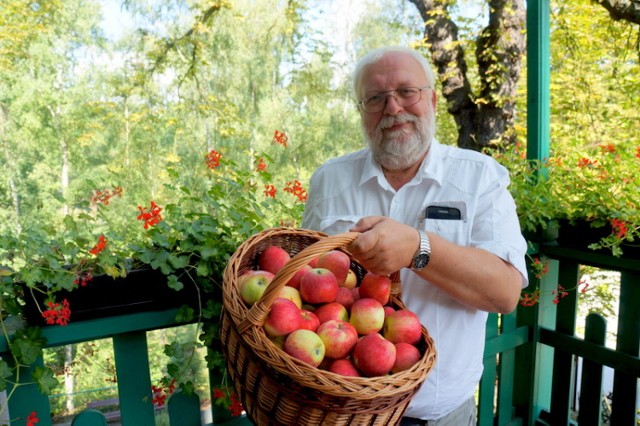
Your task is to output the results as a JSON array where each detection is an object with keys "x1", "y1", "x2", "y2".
[
  {"x1": 349, "y1": 298, "x2": 385, "y2": 335},
  {"x1": 278, "y1": 286, "x2": 303, "y2": 308},
  {"x1": 308, "y1": 257, "x2": 319, "y2": 268},
  {"x1": 392, "y1": 342, "x2": 422, "y2": 373},
  {"x1": 283, "y1": 329, "x2": 326, "y2": 367},
  {"x1": 258, "y1": 245, "x2": 291, "y2": 274},
  {"x1": 383, "y1": 306, "x2": 396, "y2": 318},
  {"x1": 317, "y1": 250, "x2": 351, "y2": 285},
  {"x1": 299, "y1": 268, "x2": 339, "y2": 304},
  {"x1": 351, "y1": 287, "x2": 360, "y2": 301},
  {"x1": 314, "y1": 302, "x2": 349, "y2": 324},
  {"x1": 352, "y1": 333, "x2": 396, "y2": 377},
  {"x1": 299, "y1": 309, "x2": 320, "y2": 332},
  {"x1": 382, "y1": 309, "x2": 422, "y2": 345},
  {"x1": 342, "y1": 269, "x2": 358, "y2": 289},
  {"x1": 328, "y1": 358, "x2": 361, "y2": 377},
  {"x1": 263, "y1": 298, "x2": 302, "y2": 337},
  {"x1": 358, "y1": 272, "x2": 392, "y2": 305},
  {"x1": 239, "y1": 270, "x2": 274, "y2": 305},
  {"x1": 317, "y1": 320, "x2": 359, "y2": 359},
  {"x1": 286, "y1": 264, "x2": 312, "y2": 290},
  {"x1": 335, "y1": 287, "x2": 356, "y2": 310}
]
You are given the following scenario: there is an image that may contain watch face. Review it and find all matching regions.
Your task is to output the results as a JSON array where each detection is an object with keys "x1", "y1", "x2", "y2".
[{"x1": 414, "y1": 253, "x2": 429, "y2": 269}]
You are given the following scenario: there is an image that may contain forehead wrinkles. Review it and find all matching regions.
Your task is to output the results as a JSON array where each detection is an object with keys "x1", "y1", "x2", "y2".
[{"x1": 359, "y1": 55, "x2": 427, "y2": 97}]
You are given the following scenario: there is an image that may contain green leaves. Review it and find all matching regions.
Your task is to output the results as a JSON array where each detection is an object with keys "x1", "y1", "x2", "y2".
[
  {"x1": 32, "y1": 366, "x2": 59, "y2": 394},
  {"x1": 9, "y1": 327, "x2": 46, "y2": 366}
]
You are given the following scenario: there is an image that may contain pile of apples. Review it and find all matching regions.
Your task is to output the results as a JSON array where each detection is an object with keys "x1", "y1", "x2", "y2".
[{"x1": 238, "y1": 245, "x2": 424, "y2": 377}]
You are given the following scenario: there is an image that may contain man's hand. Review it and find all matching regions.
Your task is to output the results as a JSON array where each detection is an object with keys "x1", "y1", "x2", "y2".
[{"x1": 347, "y1": 216, "x2": 419, "y2": 276}]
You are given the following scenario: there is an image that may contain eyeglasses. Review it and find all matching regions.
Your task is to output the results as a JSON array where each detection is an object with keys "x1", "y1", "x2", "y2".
[{"x1": 357, "y1": 86, "x2": 431, "y2": 113}]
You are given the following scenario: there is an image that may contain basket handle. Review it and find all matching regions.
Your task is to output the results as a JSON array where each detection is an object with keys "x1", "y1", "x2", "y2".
[{"x1": 238, "y1": 232, "x2": 401, "y2": 334}]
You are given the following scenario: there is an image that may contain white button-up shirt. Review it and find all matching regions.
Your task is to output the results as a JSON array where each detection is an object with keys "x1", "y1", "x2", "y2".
[{"x1": 301, "y1": 140, "x2": 529, "y2": 420}]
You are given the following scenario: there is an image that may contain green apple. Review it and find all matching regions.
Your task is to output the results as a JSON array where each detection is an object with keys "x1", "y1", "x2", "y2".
[{"x1": 239, "y1": 270, "x2": 274, "y2": 305}]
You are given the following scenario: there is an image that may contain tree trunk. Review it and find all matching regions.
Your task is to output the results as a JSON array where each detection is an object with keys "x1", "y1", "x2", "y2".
[{"x1": 408, "y1": 0, "x2": 526, "y2": 151}]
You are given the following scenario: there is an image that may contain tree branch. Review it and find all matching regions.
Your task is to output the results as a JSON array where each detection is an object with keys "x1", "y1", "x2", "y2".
[{"x1": 595, "y1": 0, "x2": 640, "y2": 25}]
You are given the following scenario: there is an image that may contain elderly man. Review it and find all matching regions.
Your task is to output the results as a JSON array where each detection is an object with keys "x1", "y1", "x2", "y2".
[{"x1": 301, "y1": 46, "x2": 528, "y2": 425}]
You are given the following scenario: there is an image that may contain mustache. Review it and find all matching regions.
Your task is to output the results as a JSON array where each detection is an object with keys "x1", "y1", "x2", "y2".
[{"x1": 378, "y1": 113, "x2": 419, "y2": 131}]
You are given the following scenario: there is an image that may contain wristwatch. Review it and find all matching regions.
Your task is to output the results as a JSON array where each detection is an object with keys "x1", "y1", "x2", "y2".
[{"x1": 411, "y1": 230, "x2": 431, "y2": 270}]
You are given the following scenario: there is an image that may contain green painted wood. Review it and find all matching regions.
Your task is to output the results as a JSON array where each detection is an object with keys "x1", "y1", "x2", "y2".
[
  {"x1": 168, "y1": 390, "x2": 201, "y2": 426},
  {"x1": 484, "y1": 326, "x2": 529, "y2": 357},
  {"x1": 479, "y1": 313, "x2": 499, "y2": 425},
  {"x1": 538, "y1": 328, "x2": 640, "y2": 376},
  {"x1": 6, "y1": 356, "x2": 53, "y2": 426},
  {"x1": 530, "y1": 258, "x2": 559, "y2": 423},
  {"x1": 497, "y1": 312, "x2": 517, "y2": 425},
  {"x1": 577, "y1": 313, "x2": 606, "y2": 425},
  {"x1": 526, "y1": 0, "x2": 551, "y2": 167},
  {"x1": 112, "y1": 331, "x2": 156, "y2": 425},
  {"x1": 41, "y1": 309, "x2": 182, "y2": 347},
  {"x1": 71, "y1": 409, "x2": 109, "y2": 426},
  {"x1": 540, "y1": 244, "x2": 640, "y2": 272},
  {"x1": 548, "y1": 259, "x2": 579, "y2": 425},
  {"x1": 610, "y1": 270, "x2": 640, "y2": 425}
]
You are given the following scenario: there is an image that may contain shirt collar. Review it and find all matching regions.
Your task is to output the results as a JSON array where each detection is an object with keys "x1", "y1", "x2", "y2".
[{"x1": 359, "y1": 139, "x2": 445, "y2": 187}]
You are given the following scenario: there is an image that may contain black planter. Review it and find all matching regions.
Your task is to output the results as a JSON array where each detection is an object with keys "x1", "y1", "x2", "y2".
[
  {"x1": 555, "y1": 219, "x2": 640, "y2": 258},
  {"x1": 22, "y1": 268, "x2": 200, "y2": 325}
]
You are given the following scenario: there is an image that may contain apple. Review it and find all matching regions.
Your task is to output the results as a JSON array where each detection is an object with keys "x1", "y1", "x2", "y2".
[
  {"x1": 328, "y1": 358, "x2": 361, "y2": 377},
  {"x1": 317, "y1": 250, "x2": 351, "y2": 285},
  {"x1": 352, "y1": 333, "x2": 396, "y2": 377},
  {"x1": 383, "y1": 306, "x2": 396, "y2": 318},
  {"x1": 278, "y1": 286, "x2": 303, "y2": 308},
  {"x1": 263, "y1": 298, "x2": 302, "y2": 337},
  {"x1": 342, "y1": 269, "x2": 358, "y2": 289},
  {"x1": 258, "y1": 245, "x2": 291, "y2": 274},
  {"x1": 286, "y1": 264, "x2": 312, "y2": 290},
  {"x1": 299, "y1": 309, "x2": 320, "y2": 332},
  {"x1": 239, "y1": 270, "x2": 274, "y2": 305},
  {"x1": 358, "y1": 272, "x2": 392, "y2": 305},
  {"x1": 349, "y1": 298, "x2": 385, "y2": 335},
  {"x1": 308, "y1": 257, "x2": 319, "y2": 268},
  {"x1": 299, "y1": 268, "x2": 339, "y2": 304},
  {"x1": 382, "y1": 309, "x2": 422, "y2": 345},
  {"x1": 283, "y1": 329, "x2": 326, "y2": 367},
  {"x1": 351, "y1": 287, "x2": 360, "y2": 301},
  {"x1": 317, "y1": 320, "x2": 359, "y2": 359},
  {"x1": 335, "y1": 287, "x2": 356, "y2": 310},
  {"x1": 314, "y1": 302, "x2": 349, "y2": 324},
  {"x1": 392, "y1": 342, "x2": 422, "y2": 373}
]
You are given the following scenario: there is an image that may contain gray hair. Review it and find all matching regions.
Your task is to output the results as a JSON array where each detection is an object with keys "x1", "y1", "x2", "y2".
[{"x1": 352, "y1": 46, "x2": 436, "y2": 100}]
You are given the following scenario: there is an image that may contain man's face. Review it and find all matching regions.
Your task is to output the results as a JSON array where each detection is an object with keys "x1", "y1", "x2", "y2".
[{"x1": 358, "y1": 52, "x2": 437, "y2": 171}]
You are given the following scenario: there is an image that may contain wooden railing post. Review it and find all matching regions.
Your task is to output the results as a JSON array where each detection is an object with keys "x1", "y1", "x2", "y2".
[
  {"x1": 610, "y1": 270, "x2": 640, "y2": 425},
  {"x1": 577, "y1": 313, "x2": 606, "y2": 424},
  {"x1": 112, "y1": 331, "x2": 156, "y2": 425},
  {"x1": 5, "y1": 356, "x2": 52, "y2": 426}
]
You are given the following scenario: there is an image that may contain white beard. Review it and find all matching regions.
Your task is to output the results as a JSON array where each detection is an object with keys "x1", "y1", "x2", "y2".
[{"x1": 364, "y1": 111, "x2": 435, "y2": 171}]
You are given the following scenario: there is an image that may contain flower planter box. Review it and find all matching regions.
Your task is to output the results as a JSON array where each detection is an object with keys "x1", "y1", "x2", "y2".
[
  {"x1": 22, "y1": 268, "x2": 200, "y2": 325},
  {"x1": 554, "y1": 220, "x2": 640, "y2": 258}
]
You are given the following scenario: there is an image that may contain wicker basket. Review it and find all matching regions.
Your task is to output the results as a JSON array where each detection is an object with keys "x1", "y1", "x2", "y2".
[{"x1": 221, "y1": 227, "x2": 436, "y2": 425}]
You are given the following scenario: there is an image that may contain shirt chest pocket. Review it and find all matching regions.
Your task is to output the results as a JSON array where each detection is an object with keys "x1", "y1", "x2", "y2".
[{"x1": 422, "y1": 219, "x2": 470, "y2": 246}]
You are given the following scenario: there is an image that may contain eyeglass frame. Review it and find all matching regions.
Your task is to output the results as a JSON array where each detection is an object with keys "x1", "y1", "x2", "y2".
[{"x1": 356, "y1": 85, "x2": 432, "y2": 113}]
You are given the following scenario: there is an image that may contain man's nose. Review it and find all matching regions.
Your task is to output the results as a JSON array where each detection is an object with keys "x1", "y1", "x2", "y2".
[{"x1": 383, "y1": 93, "x2": 403, "y2": 115}]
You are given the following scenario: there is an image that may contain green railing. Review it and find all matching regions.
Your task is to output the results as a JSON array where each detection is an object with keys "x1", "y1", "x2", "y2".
[
  {"x1": 2, "y1": 227, "x2": 638, "y2": 425},
  {"x1": 479, "y1": 230, "x2": 640, "y2": 426},
  {"x1": 0, "y1": 309, "x2": 252, "y2": 426}
]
